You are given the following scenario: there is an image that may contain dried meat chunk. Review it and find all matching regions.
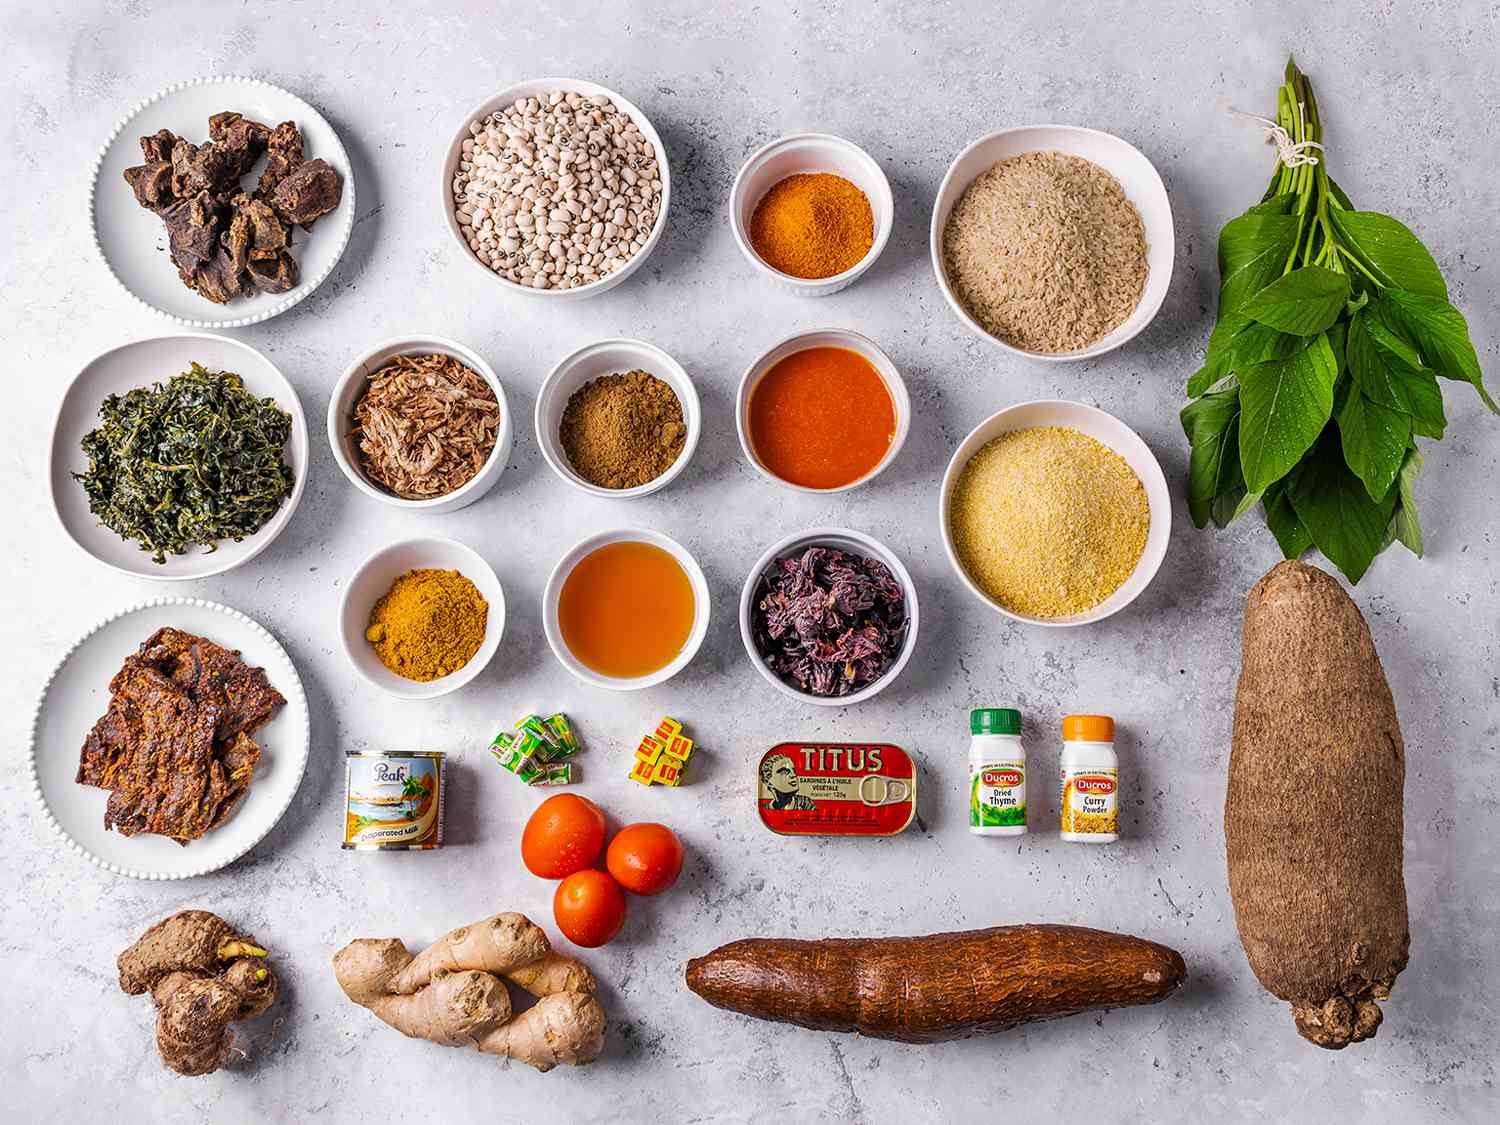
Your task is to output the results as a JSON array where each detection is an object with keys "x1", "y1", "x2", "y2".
[
  {"x1": 123, "y1": 161, "x2": 175, "y2": 210},
  {"x1": 257, "y1": 120, "x2": 304, "y2": 197},
  {"x1": 163, "y1": 191, "x2": 224, "y2": 269},
  {"x1": 208, "y1": 111, "x2": 270, "y2": 177},
  {"x1": 140, "y1": 128, "x2": 180, "y2": 164},
  {"x1": 269, "y1": 158, "x2": 342, "y2": 228},
  {"x1": 137, "y1": 627, "x2": 285, "y2": 741},
  {"x1": 248, "y1": 250, "x2": 299, "y2": 293}
]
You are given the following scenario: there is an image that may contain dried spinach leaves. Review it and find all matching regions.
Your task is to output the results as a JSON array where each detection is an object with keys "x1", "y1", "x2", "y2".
[
  {"x1": 1182, "y1": 58, "x2": 1493, "y2": 583},
  {"x1": 77, "y1": 364, "x2": 295, "y2": 563}
]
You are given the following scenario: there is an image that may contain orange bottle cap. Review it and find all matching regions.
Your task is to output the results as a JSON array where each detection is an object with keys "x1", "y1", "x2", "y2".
[{"x1": 1062, "y1": 714, "x2": 1115, "y2": 742}]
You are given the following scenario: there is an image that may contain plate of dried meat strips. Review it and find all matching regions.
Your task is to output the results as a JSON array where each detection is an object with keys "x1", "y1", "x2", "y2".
[
  {"x1": 27, "y1": 598, "x2": 309, "y2": 879},
  {"x1": 90, "y1": 76, "x2": 355, "y2": 327}
]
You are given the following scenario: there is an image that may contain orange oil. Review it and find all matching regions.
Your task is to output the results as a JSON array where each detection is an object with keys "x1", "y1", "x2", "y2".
[{"x1": 558, "y1": 540, "x2": 696, "y2": 678}]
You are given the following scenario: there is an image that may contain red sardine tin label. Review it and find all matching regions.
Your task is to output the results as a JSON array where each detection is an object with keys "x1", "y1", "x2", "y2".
[{"x1": 757, "y1": 742, "x2": 916, "y2": 836}]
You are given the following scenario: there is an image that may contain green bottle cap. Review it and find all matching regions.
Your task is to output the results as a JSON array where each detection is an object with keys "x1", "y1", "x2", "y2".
[{"x1": 971, "y1": 708, "x2": 1022, "y2": 735}]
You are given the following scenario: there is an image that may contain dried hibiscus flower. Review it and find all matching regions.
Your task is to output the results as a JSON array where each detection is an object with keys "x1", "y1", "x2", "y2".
[{"x1": 751, "y1": 545, "x2": 908, "y2": 697}]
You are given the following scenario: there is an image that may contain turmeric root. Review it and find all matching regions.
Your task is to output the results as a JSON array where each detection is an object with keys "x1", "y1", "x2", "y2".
[
  {"x1": 333, "y1": 911, "x2": 605, "y2": 1071},
  {"x1": 118, "y1": 910, "x2": 279, "y2": 1076}
]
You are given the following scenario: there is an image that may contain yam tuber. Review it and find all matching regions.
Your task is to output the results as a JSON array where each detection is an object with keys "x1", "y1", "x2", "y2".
[
  {"x1": 333, "y1": 911, "x2": 605, "y2": 1071},
  {"x1": 1227, "y1": 560, "x2": 1409, "y2": 1049},
  {"x1": 118, "y1": 910, "x2": 279, "y2": 1076}
]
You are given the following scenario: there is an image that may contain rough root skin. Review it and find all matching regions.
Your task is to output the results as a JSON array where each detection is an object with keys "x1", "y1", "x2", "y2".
[
  {"x1": 118, "y1": 910, "x2": 279, "y2": 1076},
  {"x1": 332, "y1": 911, "x2": 604, "y2": 1070}
]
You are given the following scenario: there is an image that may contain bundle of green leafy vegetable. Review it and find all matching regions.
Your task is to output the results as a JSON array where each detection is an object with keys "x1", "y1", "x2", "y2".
[
  {"x1": 1183, "y1": 58, "x2": 1493, "y2": 583},
  {"x1": 77, "y1": 364, "x2": 295, "y2": 563}
]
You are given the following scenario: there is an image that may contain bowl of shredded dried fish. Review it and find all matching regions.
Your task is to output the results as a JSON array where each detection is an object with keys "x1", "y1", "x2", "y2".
[{"x1": 330, "y1": 335, "x2": 511, "y2": 513}]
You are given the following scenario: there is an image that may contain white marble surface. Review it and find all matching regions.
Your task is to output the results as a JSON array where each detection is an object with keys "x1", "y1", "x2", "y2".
[{"x1": 5, "y1": 2, "x2": 1498, "y2": 1122}]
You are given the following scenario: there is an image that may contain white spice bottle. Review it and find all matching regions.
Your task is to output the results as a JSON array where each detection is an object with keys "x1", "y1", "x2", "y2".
[
  {"x1": 968, "y1": 708, "x2": 1027, "y2": 835},
  {"x1": 1059, "y1": 714, "x2": 1119, "y2": 843}
]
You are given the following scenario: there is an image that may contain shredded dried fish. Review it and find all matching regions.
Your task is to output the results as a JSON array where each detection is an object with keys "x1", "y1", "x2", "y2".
[{"x1": 352, "y1": 353, "x2": 500, "y2": 500}]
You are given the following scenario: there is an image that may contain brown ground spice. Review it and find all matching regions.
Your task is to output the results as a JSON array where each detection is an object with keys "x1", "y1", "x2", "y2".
[
  {"x1": 559, "y1": 369, "x2": 686, "y2": 489},
  {"x1": 366, "y1": 568, "x2": 488, "y2": 681}
]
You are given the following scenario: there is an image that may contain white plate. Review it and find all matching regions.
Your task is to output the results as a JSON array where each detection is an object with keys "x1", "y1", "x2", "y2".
[
  {"x1": 339, "y1": 537, "x2": 507, "y2": 700},
  {"x1": 930, "y1": 125, "x2": 1174, "y2": 361},
  {"x1": 91, "y1": 76, "x2": 356, "y2": 327},
  {"x1": 28, "y1": 598, "x2": 310, "y2": 880},
  {"x1": 939, "y1": 400, "x2": 1171, "y2": 626},
  {"x1": 50, "y1": 333, "x2": 309, "y2": 580}
]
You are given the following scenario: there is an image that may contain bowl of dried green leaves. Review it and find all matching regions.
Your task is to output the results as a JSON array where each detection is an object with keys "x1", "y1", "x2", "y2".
[{"x1": 50, "y1": 333, "x2": 309, "y2": 580}]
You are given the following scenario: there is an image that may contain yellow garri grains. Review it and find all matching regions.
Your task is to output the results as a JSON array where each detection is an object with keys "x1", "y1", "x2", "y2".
[{"x1": 949, "y1": 426, "x2": 1149, "y2": 618}]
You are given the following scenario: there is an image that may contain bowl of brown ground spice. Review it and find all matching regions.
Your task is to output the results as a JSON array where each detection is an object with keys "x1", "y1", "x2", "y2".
[
  {"x1": 730, "y1": 133, "x2": 893, "y2": 297},
  {"x1": 930, "y1": 125, "x2": 1174, "y2": 361},
  {"x1": 535, "y1": 338, "x2": 701, "y2": 498}
]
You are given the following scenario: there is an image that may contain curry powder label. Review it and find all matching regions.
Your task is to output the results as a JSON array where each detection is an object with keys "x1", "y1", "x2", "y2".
[{"x1": 1059, "y1": 767, "x2": 1118, "y2": 835}]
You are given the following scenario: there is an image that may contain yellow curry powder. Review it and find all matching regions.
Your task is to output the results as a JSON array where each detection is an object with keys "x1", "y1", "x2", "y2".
[
  {"x1": 949, "y1": 427, "x2": 1149, "y2": 619},
  {"x1": 749, "y1": 172, "x2": 874, "y2": 279},
  {"x1": 366, "y1": 568, "x2": 488, "y2": 681}
]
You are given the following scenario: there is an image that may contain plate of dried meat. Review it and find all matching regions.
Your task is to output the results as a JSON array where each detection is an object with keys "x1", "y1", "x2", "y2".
[
  {"x1": 90, "y1": 76, "x2": 355, "y2": 327},
  {"x1": 27, "y1": 598, "x2": 310, "y2": 879}
]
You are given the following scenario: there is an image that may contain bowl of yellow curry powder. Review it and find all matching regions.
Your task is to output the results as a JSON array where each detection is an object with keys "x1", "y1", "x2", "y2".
[
  {"x1": 339, "y1": 536, "x2": 505, "y2": 698},
  {"x1": 940, "y1": 400, "x2": 1170, "y2": 627},
  {"x1": 730, "y1": 133, "x2": 893, "y2": 297}
]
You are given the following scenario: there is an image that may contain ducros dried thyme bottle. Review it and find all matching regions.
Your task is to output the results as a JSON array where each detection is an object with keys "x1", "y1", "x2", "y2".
[
  {"x1": 1059, "y1": 715, "x2": 1119, "y2": 843},
  {"x1": 968, "y1": 708, "x2": 1026, "y2": 836}
]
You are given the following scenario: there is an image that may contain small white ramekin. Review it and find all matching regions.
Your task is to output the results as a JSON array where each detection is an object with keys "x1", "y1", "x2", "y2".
[
  {"x1": 339, "y1": 536, "x2": 506, "y2": 700},
  {"x1": 736, "y1": 329, "x2": 910, "y2": 493},
  {"x1": 542, "y1": 528, "x2": 711, "y2": 691},
  {"x1": 930, "y1": 124, "x2": 1175, "y2": 361},
  {"x1": 535, "y1": 338, "x2": 700, "y2": 498},
  {"x1": 329, "y1": 335, "x2": 513, "y2": 514},
  {"x1": 739, "y1": 527, "x2": 919, "y2": 707},
  {"x1": 441, "y1": 78, "x2": 670, "y2": 299},
  {"x1": 939, "y1": 400, "x2": 1172, "y2": 627},
  {"x1": 729, "y1": 132, "x2": 893, "y2": 296}
]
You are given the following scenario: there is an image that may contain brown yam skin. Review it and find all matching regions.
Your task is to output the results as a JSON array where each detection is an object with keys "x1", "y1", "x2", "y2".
[
  {"x1": 684, "y1": 924, "x2": 1185, "y2": 1043},
  {"x1": 1227, "y1": 560, "x2": 1409, "y2": 1049}
]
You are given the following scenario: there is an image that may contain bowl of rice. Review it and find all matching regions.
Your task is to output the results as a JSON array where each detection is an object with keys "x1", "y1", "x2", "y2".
[
  {"x1": 940, "y1": 400, "x2": 1170, "y2": 626},
  {"x1": 930, "y1": 125, "x2": 1174, "y2": 361}
]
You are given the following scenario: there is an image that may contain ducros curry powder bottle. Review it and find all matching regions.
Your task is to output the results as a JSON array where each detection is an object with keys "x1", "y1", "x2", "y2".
[
  {"x1": 968, "y1": 708, "x2": 1026, "y2": 836},
  {"x1": 1059, "y1": 714, "x2": 1119, "y2": 843}
]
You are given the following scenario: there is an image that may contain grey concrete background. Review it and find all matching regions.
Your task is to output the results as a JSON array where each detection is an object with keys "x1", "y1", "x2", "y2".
[{"x1": 3, "y1": 1, "x2": 1496, "y2": 1122}]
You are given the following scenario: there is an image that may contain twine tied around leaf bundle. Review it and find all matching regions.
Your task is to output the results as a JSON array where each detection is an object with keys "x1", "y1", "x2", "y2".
[{"x1": 1229, "y1": 107, "x2": 1325, "y2": 168}]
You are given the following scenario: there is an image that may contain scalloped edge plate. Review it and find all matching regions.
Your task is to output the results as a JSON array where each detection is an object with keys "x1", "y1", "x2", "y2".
[
  {"x1": 29, "y1": 598, "x2": 310, "y2": 879},
  {"x1": 90, "y1": 75, "x2": 356, "y2": 327}
]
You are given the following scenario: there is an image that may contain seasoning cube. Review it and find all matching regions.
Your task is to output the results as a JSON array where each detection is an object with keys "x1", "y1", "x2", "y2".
[
  {"x1": 518, "y1": 714, "x2": 564, "y2": 760},
  {"x1": 650, "y1": 757, "x2": 683, "y2": 787},
  {"x1": 635, "y1": 734, "x2": 664, "y2": 764},
  {"x1": 544, "y1": 713, "x2": 580, "y2": 758},
  {"x1": 530, "y1": 762, "x2": 574, "y2": 787},
  {"x1": 663, "y1": 733, "x2": 694, "y2": 764},
  {"x1": 653, "y1": 717, "x2": 682, "y2": 741},
  {"x1": 628, "y1": 758, "x2": 657, "y2": 786}
]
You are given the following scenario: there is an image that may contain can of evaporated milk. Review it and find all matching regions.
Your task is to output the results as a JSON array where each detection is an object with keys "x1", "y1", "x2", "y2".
[{"x1": 342, "y1": 751, "x2": 445, "y2": 850}]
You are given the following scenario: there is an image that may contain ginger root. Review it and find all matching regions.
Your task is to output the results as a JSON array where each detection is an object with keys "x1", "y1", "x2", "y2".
[
  {"x1": 333, "y1": 912, "x2": 605, "y2": 1071},
  {"x1": 118, "y1": 910, "x2": 279, "y2": 1076}
]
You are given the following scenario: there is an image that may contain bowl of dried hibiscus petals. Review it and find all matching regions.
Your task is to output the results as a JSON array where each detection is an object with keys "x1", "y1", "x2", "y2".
[
  {"x1": 329, "y1": 335, "x2": 512, "y2": 514},
  {"x1": 739, "y1": 527, "x2": 918, "y2": 707}
]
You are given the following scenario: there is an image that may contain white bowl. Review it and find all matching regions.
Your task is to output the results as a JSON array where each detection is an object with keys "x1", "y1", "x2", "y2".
[
  {"x1": 542, "y1": 529, "x2": 710, "y2": 691},
  {"x1": 91, "y1": 76, "x2": 355, "y2": 328},
  {"x1": 339, "y1": 537, "x2": 506, "y2": 699},
  {"x1": 50, "y1": 333, "x2": 309, "y2": 581},
  {"x1": 441, "y1": 78, "x2": 670, "y2": 299},
  {"x1": 939, "y1": 400, "x2": 1171, "y2": 627},
  {"x1": 328, "y1": 335, "x2": 513, "y2": 514},
  {"x1": 930, "y1": 125, "x2": 1174, "y2": 361},
  {"x1": 535, "y1": 338, "x2": 700, "y2": 498},
  {"x1": 736, "y1": 330, "x2": 910, "y2": 493},
  {"x1": 729, "y1": 132, "x2": 894, "y2": 296},
  {"x1": 739, "y1": 527, "x2": 919, "y2": 707}
]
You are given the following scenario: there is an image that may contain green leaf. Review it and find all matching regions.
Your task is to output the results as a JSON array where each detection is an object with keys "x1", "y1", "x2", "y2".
[
  {"x1": 1328, "y1": 210, "x2": 1448, "y2": 299},
  {"x1": 1382, "y1": 446, "x2": 1424, "y2": 557},
  {"x1": 1346, "y1": 307, "x2": 1447, "y2": 438},
  {"x1": 1238, "y1": 332, "x2": 1339, "y2": 492},
  {"x1": 1263, "y1": 481, "x2": 1312, "y2": 558},
  {"x1": 1181, "y1": 388, "x2": 1243, "y2": 528},
  {"x1": 1287, "y1": 429, "x2": 1399, "y2": 584},
  {"x1": 1379, "y1": 290, "x2": 1497, "y2": 414},
  {"x1": 1242, "y1": 266, "x2": 1351, "y2": 336},
  {"x1": 1246, "y1": 196, "x2": 1298, "y2": 217},
  {"x1": 1225, "y1": 322, "x2": 1314, "y2": 369},
  {"x1": 1217, "y1": 212, "x2": 1301, "y2": 329},
  {"x1": 1338, "y1": 387, "x2": 1411, "y2": 501}
]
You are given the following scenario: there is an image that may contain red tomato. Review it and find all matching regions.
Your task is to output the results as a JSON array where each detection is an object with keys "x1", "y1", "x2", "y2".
[
  {"x1": 521, "y1": 794, "x2": 606, "y2": 879},
  {"x1": 553, "y1": 869, "x2": 627, "y2": 948},
  {"x1": 605, "y1": 822, "x2": 684, "y2": 896}
]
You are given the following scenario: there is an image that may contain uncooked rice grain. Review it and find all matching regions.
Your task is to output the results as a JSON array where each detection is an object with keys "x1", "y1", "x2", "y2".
[
  {"x1": 942, "y1": 152, "x2": 1147, "y2": 353},
  {"x1": 949, "y1": 426, "x2": 1149, "y2": 618}
]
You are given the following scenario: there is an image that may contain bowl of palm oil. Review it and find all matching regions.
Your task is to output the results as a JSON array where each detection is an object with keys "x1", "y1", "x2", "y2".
[
  {"x1": 736, "y1": 329, "x2": 910, "y2": 494},
  {"x1": 541, "y1": 528, "x2": 711, "y2": 691}
]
